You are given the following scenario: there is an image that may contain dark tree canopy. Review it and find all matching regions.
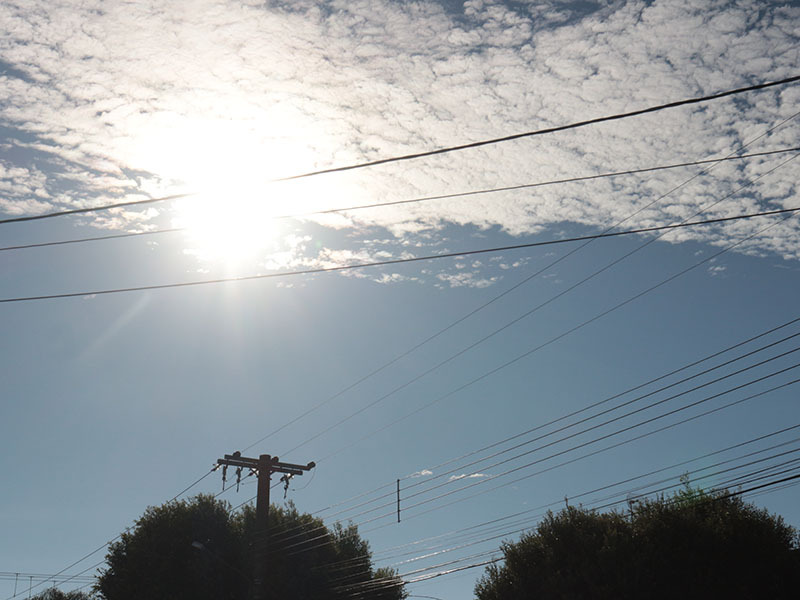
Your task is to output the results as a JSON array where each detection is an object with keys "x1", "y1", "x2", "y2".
[
  {"x1": 30, "y1": 591, "x2": 93, "y2": 600},
  {"x1": 475, "y1": 486, "x2": 800, "y2": 600},
  {"x1": 96, "y1": 495, "x2": 404, "y2": 600}
]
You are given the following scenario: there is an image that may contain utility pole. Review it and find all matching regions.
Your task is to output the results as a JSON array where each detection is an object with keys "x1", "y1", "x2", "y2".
[{"x1": 216, "y1": 452, "x2": 315, "y2": 600}]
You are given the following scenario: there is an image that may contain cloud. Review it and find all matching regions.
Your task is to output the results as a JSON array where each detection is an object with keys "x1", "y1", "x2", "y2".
[
  {"x1": 448, "y1": 472, "x2": 489, "y2": 482},
  {"x1": 409, "y1": 469, "x2": 434, "y2": 478},
  {"x1": 0, "y1": 0, "x2": 798, "y2": 269},
  {"x1": 708, "y1": 263, "x2": 727, "y2": 277},
  {"x1": 437, "y1": 271, "x2": 500, "y2": 288}
]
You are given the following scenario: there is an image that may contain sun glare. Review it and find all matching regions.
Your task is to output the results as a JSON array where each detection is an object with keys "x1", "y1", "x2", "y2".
[
  {"x1": 128, "y1": 110, "x2": 343, "y2": 267},
  {"x1": 172, "y1": 188, "x2": 280, "y2": 265}
]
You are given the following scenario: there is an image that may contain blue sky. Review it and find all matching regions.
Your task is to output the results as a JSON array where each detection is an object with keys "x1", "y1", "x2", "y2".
[{"x1": 2, "y1": 1, "x2": 800, "y2": 599}]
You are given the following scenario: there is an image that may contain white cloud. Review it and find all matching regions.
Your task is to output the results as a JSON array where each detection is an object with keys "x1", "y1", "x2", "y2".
[
  {"x1": 1, "y1": 0, "x2": 798, "y2": 267},
  {"x1": 448, "y1": 472, "x2": 489, "y2": 481},
  {"x1": 437, "y1": 271, "x2": 500, "y2": 288},
  {"x1": 409, "y1": 469, "x2": 434, "y2": 478}
]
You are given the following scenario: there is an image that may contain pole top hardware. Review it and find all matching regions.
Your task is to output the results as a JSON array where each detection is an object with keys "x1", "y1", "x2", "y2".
[{"x1": 217, "y1": 453, "x2": 316, "y2": 476}]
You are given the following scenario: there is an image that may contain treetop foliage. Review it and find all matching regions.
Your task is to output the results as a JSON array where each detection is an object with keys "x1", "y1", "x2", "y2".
[
  {"x1": 95, "y1": 495, "x2": 404, "y2": 600},
  {"x1": 30, "y1": 591, "x2": 93, "y2": 600},
  {"x1": 475, "y1": 484, "x2": 800, "y2": 600}
]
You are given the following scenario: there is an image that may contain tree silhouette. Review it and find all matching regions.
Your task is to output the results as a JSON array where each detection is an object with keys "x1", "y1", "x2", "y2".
[
  {"x1": 475, "y1": 485, "x2": 800, "y2": 600},
  {"x1": 96, "y1": 495, "x2": 404, "y2": 600}
]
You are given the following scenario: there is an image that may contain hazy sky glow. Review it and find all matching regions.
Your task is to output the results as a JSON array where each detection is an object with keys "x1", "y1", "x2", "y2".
[{"x1": 2, "y1": 1, "x2": 800, "y2": 599}]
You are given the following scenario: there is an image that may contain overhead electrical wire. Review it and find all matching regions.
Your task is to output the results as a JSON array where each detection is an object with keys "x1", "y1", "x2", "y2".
[
  {"x1": 273, "y1": 356, "x2": 800, "y2": 552},
  {"x1": 228, "y1": 213, "x2": 797, "y2": 536},
  {"x1": 17, "y1": 79, "x2": 799, "y2": 597},
  {"x1": 389, "y1": 449, "x2": 798, "y2": 594},
  {"x1": 1, "y1": 147, "x2": 795, "y2": 241},
  {"x1": 274, "y1": 326, "x2": 796, "y2": 548},
  {"x1": 1, "y1": 75, "x2": 796, "y2": 227},
  {"x1": 270, "y1": 141, "x2": 800, "y2": 556},
  {"x1": 326, "y1": 424, "x2": 800, "y2": 572},
  {"x1": 394, "y1": 316, "x2": 800, "y2": 488},
  {"x1": 233, "y1": 109, "x2": 800, "y2": 492},
  {"x1": 282, "y1": 161, "x2": 799, "y2": 462},
  {"x1": 242, "y1": 113, "x2": 800, "y2": 521},
  {"x1": 8, "y1": 119, "x2": 799, "y2": 589},
  {"x1": 400, "y1": 470, "x2": 800, "y2": 587},
  {"x1": 278, "y1": 75, "x2": 800, "y2": 180},
  {"x1": 31, "y1": 349, "x2": 798, "y2": 598},
  {"x1": 258, "y1": 314, "x2": 800, "y2": 548},
  {"x1": 322, "y1": 422, "x2": 800, "y2": 589},
  {"x1": 333, "y1": 443, "x2": 800, "y2": 591},
  {"x1": 1, "y1": 206, "x2": 796, "y2": 305},
  {"x1": 0, "y1": 573, "x2": 94, "y2": 583},
  {"x1": 254, "y1": 206, "x2": 800, "y2": 548},
  {"x1": 394, "y1": 343, "x2": 800, "y2": 504},
  {"x1": 316, "y1": 197, "x2": 800, "y2": 468},
  {"x1": 239, "y1": 139, "x2": 800, "y2": 454},
  {"x1": 337, "y1": 368, "x2": 800, "y2": 545},
  {"x1": 332, "y1": 460, "x2": 800, "y2": 595},
  {"x1": 3, "y1": 466, "x2": 218, "y2": 600},
  {"x1": 386, "y1": 376, "x2": 800, "y2": 530},
  {"x1": 291, "y1": 326, "x2": 800, "y2": 531},
  {"x1": 307, "y1": 330, "x2": 800, "y2": 525}
]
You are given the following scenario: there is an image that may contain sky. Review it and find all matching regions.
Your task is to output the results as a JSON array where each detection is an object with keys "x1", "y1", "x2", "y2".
[{"x1": 1, "y1": 0, "x2": 800, "y2": 598}]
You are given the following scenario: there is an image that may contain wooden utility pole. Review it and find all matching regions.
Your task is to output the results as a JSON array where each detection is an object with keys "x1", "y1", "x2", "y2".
[{"x1": 216, "y1": 452, "x2": 315, "y2": 600}]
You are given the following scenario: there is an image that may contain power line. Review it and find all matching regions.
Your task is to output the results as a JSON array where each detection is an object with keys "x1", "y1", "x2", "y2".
[
  {"x1": 3, "y1": 467, "x2": 217, "y2": 600},
  {"x1": 239, "y1": 113, "x2": 799, "y2": 465},
  {"x1": 0, "y1": 227, "x2": 184, "y2": 253},
  {"x1": 324, "y1": 440, "x2": 800, "y2": 576},
  {"x1": 0, "y1": 573, "x2": 94, "y2": 583},
  {"x1": 334, "y1": 432, "x2": 800, "y2": 582},
  {"x1": 363, "y1": 359, "x2": 800, "y2": 526},
  {"x1": 260, "y1": 305, "x2": 800, "y2": 545},
  {"x1": 389, "y1": 377, "x2": 800, "y2": 529},
  {"x1": 131, "y1": 175, "x2": 800, "y2": 552},
  {"x1": 6, "y1": 145, "x2": 797, "y2": 565},
  {"x1": 388, "y1": 468, "x2": 800, "y2": 589},
  {"x1": 2, "y1": 146, "x2": 795, "y2": 237},
  {"x1": 263, "y1": 201, "x2": 800, "y2": 551},
  {"x1": 2, "y1": 77, "x2": 794, "y2": 227},
  {"x1": 289, "y1": 326, "x2": 800, "y2": 531},
  {"x1": 281, "y1": 152, "x2": 798, "y2": 461},
  {"x1": 0, "y1": 194, "x2": 190, "y2": 225},
  {"x1": 11, "y1": 80, "x2": 798, "y2": 594},
  {"x1": 402, "y1": 469, "x2": 800, "y2": 587},
  {"x1": 275, "y1": 362, "x2": 800, "y2": 553},
  {"x1": 229, "y1": 345, "x2": 800, "y2": 578},
  {"x1": 317, "y1": 205, "x2": 799, "y2": 467},
  {"x1": 313, "y1": 405, "x2": 800, "y2": 587},
  {"x1": 277, "y1": 75, "x2": 800, "y2": 180},
  {"x1": 333, "y1": 453, "x2": 800, "y2": 594},
  {"x1": 1, "y1": 206, "x2": 796, "y2": 305},
  {"x1": 238, "y1": 141, "x2": 799, "y2": 454},
  {"x1": 372, "y1": 425, "x2": 800, "y2": 567},
  {"x1": 396, "y1": 316, "x2": 800, "y2": 485}
]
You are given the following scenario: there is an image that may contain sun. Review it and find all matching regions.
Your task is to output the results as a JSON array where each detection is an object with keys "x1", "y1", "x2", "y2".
[
  {"x1": 172, "y1": 187, "x2": 280, "y2": 266},
  {"x1": 130, "y1": 112, "x2": 324, "y2": 267}
]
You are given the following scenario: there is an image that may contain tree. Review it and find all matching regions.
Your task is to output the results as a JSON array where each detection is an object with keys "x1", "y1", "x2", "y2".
[
  {"x1": 96, "y1": 495, "x2": 404, "y2": 600},
  {"x1": 30, "y1": 591, "x2": 93, "y2": 600},
  {"x1": 475, "y1": 485, "x2": 800, "y2": 600}
]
